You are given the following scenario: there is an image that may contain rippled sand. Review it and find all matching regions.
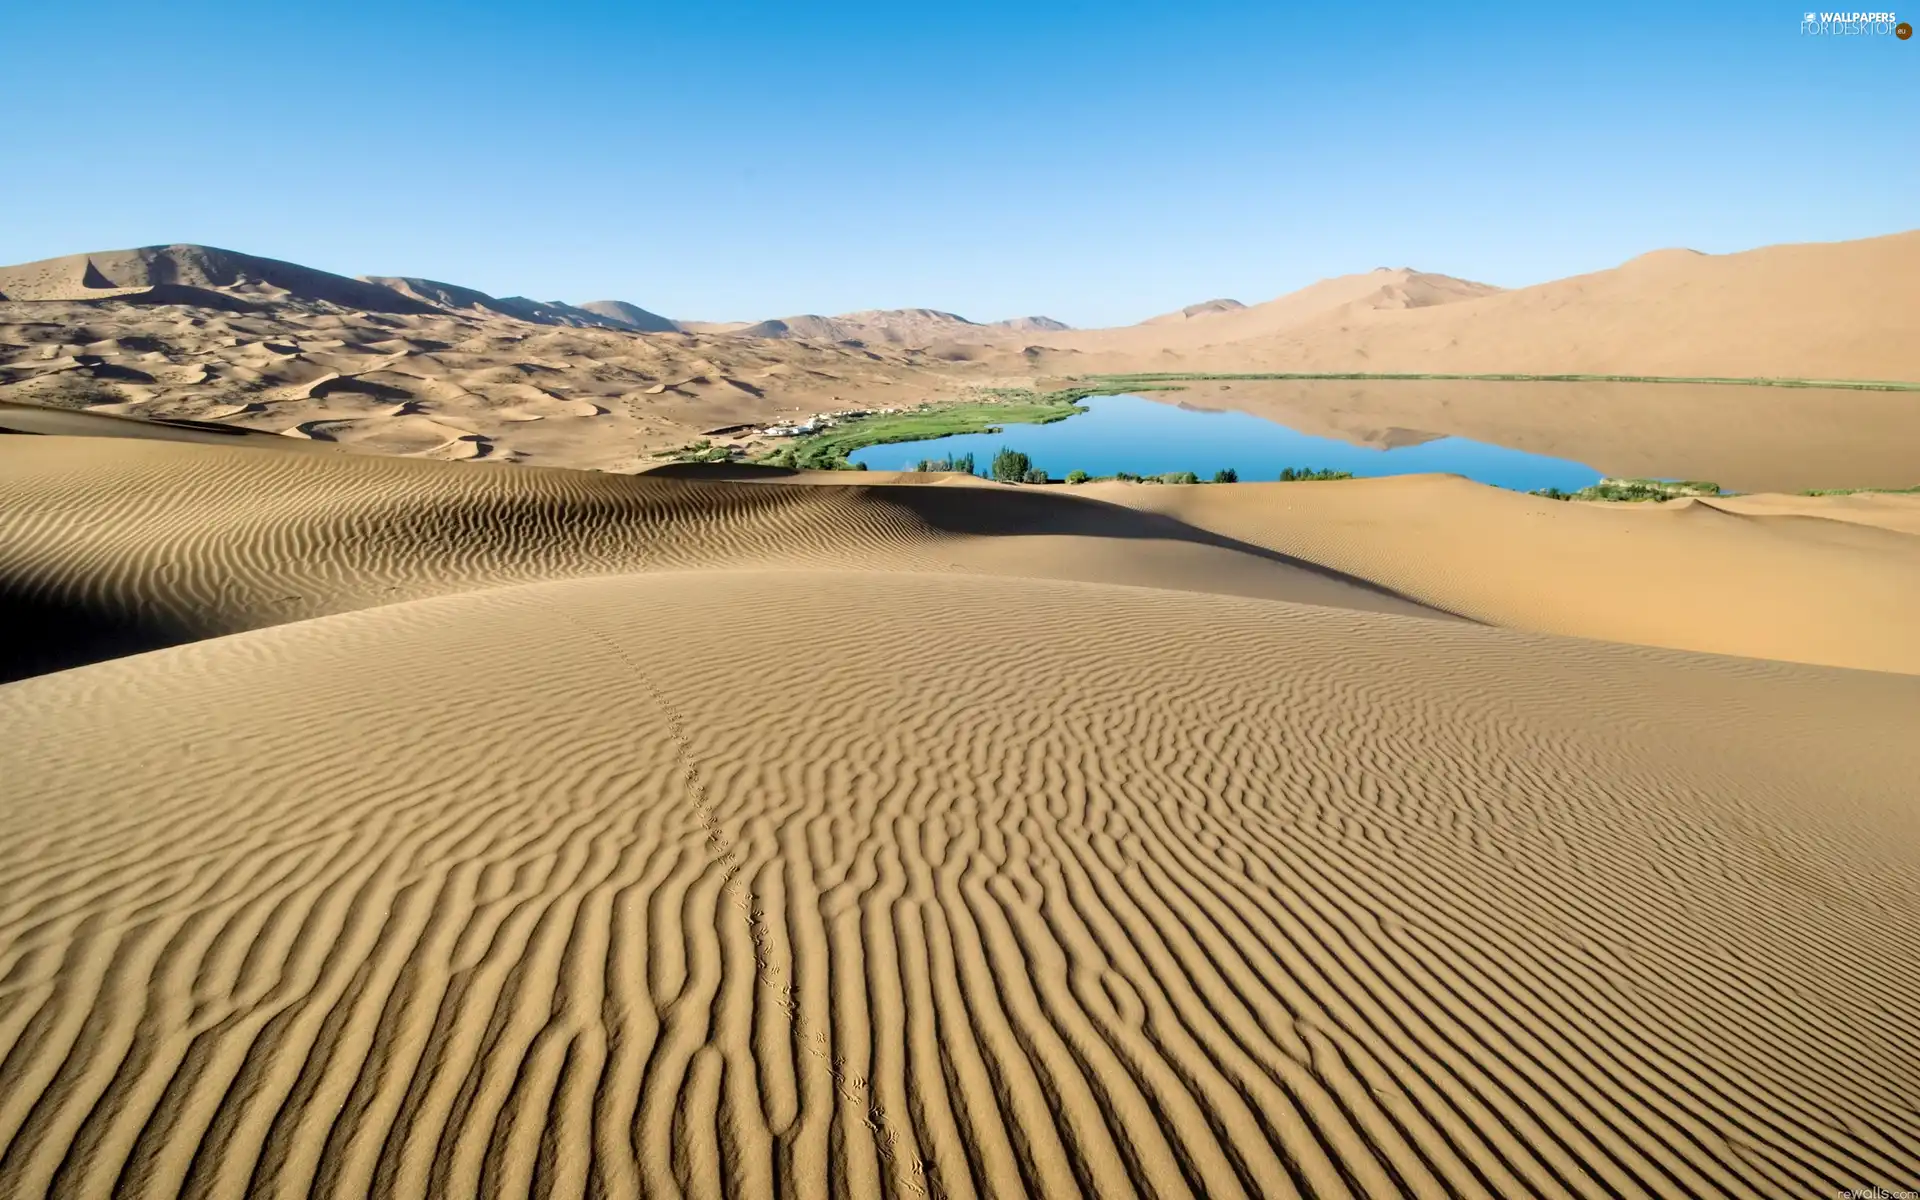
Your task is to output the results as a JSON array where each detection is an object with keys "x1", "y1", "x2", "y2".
[{"x1": 3, "y1": 430, "x2": 1917, "y2": 1197}]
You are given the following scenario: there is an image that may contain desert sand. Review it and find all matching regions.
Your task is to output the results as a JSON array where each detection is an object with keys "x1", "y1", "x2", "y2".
[
  {"x1": 1015, "y1": 231, "x2": 1920, "y2": 382},
  {"x1": 4, "y1": 230, "x2": 1920, "y2": 1197},
  {"x1": 4, "y1": 422, "x2": 1920, "y2": 1198}
]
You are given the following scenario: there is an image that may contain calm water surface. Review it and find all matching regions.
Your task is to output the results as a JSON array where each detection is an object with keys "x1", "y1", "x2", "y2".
[{"x1": 848, "y1": 394, "x2": 1604, "y2": 491}]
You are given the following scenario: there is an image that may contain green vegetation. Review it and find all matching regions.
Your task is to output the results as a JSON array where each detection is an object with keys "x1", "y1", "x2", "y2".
[
  {"x1": 1066, "y1": 469, "x2": 1091, "y2": 485},
  {"x1": 990, "y1": 447, "x2": 1034, "y2": 483},
  {"x1": 1277, "y1": 467, "x2": 1355, "y2": 482},
  {"x1": 912, "y1": 451, "x2": 976, "y2": 474},
  {"x1": 1532, "y1": 478, "x2": 1722, "y2": 502},
  {"x1": 1213, "y1": 468, "x2": 1239, "y2": 483},
  {"x1": 754, "y1": 383, "x2": 1179, "y2": 471},
  {"x1": 1798, "y1": 485, "x2": 1920, "y2": 496},
  {"x1": 1084, "y1": 371, "x2": 1920, "y2": 393}
]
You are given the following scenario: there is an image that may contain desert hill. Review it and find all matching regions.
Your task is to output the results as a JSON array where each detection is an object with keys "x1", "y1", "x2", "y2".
[
  {"x1": 1144, "y1": 297, "x2": 1248, "y2": 323},
  {"x1": 2, "y1": 427, "x2": 1917, "y2": 1195},
  {"x1": 1192, "y1": 231, "x2": 1920, "y2": 379},
  {"x1": 991, "y1": 314, "x2": 1072, "y2": 332},
  {"x1": 732, "y1": 308, "x2": 1070, "y2": 345},
  {"x1": 576, "y1": 298, "x2": 679, "y2": 331},
  {"x1": 363, "y1": 276, "x2": 675, "y2": 333},
  {"x1": 0, "y1": 244, "x2": 687, "y2": 340},
  {"x1": 1058, "y1": 268, "x2": 1503, "y2": 353},
  {"x1": 0, "y1": 269, "x2": 957, "y2": 469},
  {"x1": 0, "y1": 244, "x2": 438, "y2": 313},
  {"x1": 1015, "y1": 232, "x2": 1920, "y2": 380}
]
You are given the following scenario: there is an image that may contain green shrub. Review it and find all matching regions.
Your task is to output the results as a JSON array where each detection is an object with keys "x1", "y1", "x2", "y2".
[
  {"x1": 1023, "y1": 467, "x2": 1049, "y2": 484},
  {"x1": 914, "y1": 451, "x2": 976, "y2": 474},
  {"x1": 1213, "y1": 468, "x2": 1238, "y2": 483},
  {"x1": 1583, "y1": 478, "x2": 1720, "y2": 501},
  {"x1": 1278, "y1": 467, "x2": 1355, "y2": 482},
  {"x1": 1066, "y1": 469, "x2": 1090, "y2": 484},
  {"x1": 991, "y1": 446, "x2": 1033, "y2": 482}
]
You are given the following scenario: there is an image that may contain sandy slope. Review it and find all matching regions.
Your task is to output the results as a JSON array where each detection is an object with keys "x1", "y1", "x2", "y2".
[
  {"x1": 1096, "y1": 474, "x2": 1920, "y2": 674},
  {"x1": 1015, "y1": 232, "x2": 1920, "y2": 381},
  {"x1": 1089, "y1": 268, "x2": 1502, "y2": 351},
  {"x1": 0, "y1": 435, "x2": 1440, "y2": 682},
  {"x1": 0, "y1": 298, "x2": 961, "y2": 471},
  {"x1": 3, "y1": 565, "x2": 1918, "y2": 1199}
]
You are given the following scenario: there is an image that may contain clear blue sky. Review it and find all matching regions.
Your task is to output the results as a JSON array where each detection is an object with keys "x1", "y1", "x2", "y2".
[{"x1": 3, "y1": 1, "x2": 1913, "y2": 326}]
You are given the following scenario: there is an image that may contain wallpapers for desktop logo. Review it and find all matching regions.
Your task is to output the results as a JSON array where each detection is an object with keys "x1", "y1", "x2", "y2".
[{"x1": 1799, "y1": 9, "x2": 1910, "y2": 35}]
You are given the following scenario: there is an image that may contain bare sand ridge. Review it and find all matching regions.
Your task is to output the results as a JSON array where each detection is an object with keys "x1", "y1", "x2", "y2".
[
  {"x1": 0, "y1": 292, "x2": 959, "y2": 472},
  {"x1": 1102, "y1": 269, "x2": 1503, "y2": 349},
  {"x1": 3, "y1": 564, "x2": 1918, "y2": 1198},
  {"x1": 1014, "y1": 232, "x2": 1920, "y2": 381},
  {"x1": 732, "y1": 309, "x2": 1069, "y2": 345},
  {"x1": 1097, "y1": 473, "x2": 1920, "y2": 674},
  {"x1": 0, "y1": 434, "x2": 1442, "y2": 682}
]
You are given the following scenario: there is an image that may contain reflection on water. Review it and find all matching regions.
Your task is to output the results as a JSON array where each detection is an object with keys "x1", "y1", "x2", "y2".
[{"x1": 848, "y1": 394, "x2": 1605, "y2": 491}]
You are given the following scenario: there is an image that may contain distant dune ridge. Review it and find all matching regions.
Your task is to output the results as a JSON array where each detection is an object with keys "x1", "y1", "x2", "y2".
[
  {"x1": 0, "y1": 244, "x2": 439, "y2": 313},
  {"x1": 1144, "y1": 297, "x2": 1249, "y2": 323},
  {"x1": 1013, "y1": 232, "x2": 1920, "y2": 380},
  {"x1": 362, "y1": 277, "x2": 677, "y2": 332},
  {"x1": 4, "y1": 230, "x2": 1918, "y2": 379},
  {"x1": 732, "y1": 308, "x2": 1072, "y2": 344},
  {"x1": 2, "y1": 426, "x2": 1919, "y2": 1196},
  {"x1": 574, "y1": 298, "x2": 679, "y2": 332}
]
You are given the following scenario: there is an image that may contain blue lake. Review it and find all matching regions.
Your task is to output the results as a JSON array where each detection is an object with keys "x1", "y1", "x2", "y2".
[{"x1": 848, "y1": 394, "x2": 1604, "y2": 492}]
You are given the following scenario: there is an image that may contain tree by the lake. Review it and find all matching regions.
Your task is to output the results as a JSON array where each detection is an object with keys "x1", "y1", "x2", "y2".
[{"x1": 991, "y1": 447, "x2": 1033, "y2": 482}]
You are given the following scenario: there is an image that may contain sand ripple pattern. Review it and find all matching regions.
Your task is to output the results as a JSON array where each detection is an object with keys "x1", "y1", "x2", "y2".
[
  {"x1": 4, "y1": 571, "x2": 1917, "y2": 1198},
  {"x1": 0, "y1": 437, "x2": 1437, "y2": 680}
]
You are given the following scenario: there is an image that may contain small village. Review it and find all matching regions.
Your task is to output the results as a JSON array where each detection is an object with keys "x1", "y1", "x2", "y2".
[{"x1": 755, "y1": 405, "x2": 903, "y2": 438}]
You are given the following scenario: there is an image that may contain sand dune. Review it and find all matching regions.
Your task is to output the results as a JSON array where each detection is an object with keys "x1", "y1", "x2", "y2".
[
  {"x1": 0, "y1": 434, "x2": 1444, "y2": 682},
  {"x1": 1145, "y1": 297, "x2": 1248, "y2": 323},
  {"x1": 1099, "y1": 473, "x2": 1920, "y2": 673},
  {"x1": 736, "y1": 309, "x2": 990, "y2": 345},
  {"x1": 3, "y1": 562, "x2": 1917, "y2": 1198},
  {"x1": 1117, "y1": 269, "x2": 1500, "y2": 346},
  {"x1": 0, "y1": 245, "x2": 436, "y2": 314},
  {"x1": 0, "y1": 288, "x2": 962, "y2": 472},
  {"x1": 575, "y1": 299, "x2": 679, "y2": 332},
  {"x1": 1017, "y1": 232, "x2": 1920, "y2": 381}
]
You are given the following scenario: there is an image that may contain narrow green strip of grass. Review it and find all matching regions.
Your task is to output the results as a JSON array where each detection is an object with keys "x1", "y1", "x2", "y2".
[
  {"x1": 1798, "y1": 485, "x2": 1920, "y2": 496},
  {"x1": 755, "y1": 384, "x2": 1174, "y2": 470},
  {"x1": 1085, "y1": 371, "x2": 1920, "y2": 393},
  {"x1": 1533, "y1": 478, "x2": 1722, "y2": 502}
]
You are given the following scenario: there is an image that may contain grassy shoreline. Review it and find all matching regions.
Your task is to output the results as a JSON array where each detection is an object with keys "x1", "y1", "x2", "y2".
[
  {"x1": 1084, "y1": 371, "x2": 1920, "y2": 393},
  {"x1": 755, "y1": 384, "x2": 1174, "y2": 470}
]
